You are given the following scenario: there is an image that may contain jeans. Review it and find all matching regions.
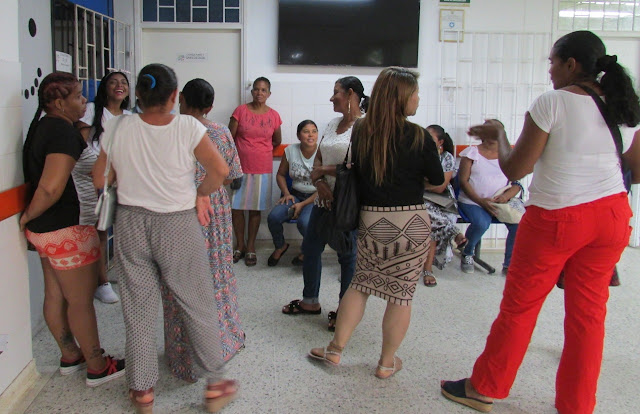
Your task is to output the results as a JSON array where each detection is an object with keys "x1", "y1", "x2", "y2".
[
  {"x1": 301, "y1": 205, "x2": 357, "y2": 304},
  {"x1": 267, "y1": 192, "x2": 313, "y2": 250},
  {"x1": 458, "y1": 202, "x2": 518, "y2": 267}
]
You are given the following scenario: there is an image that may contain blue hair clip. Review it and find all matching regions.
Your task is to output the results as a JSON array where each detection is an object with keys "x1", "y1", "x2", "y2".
[{"x1": 144, "y1": 74, "x2": 156, "y2": 89}]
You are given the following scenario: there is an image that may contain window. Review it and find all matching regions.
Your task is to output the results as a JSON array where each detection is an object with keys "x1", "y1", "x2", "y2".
[
  {"x1": 142, "y1": 0, "x2": 241, "y2": 23},
  {"x1": 558, "y1": 1, "x2": 640, "y2": 31}
]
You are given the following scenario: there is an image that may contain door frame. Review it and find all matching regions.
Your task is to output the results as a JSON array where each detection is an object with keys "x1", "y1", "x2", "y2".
[{"x1": 132, "y1": 0, "x2": 246, "y2": 106}]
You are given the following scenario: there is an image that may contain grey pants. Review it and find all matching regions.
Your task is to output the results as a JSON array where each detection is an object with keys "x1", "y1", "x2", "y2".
[{"x1": 114, "y1": 205, "x2": 224, "y2": 391}]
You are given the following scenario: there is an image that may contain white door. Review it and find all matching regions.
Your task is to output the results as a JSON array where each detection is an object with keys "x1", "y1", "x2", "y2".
[{"x1": 142, "y1": 29, "x2": 241, "y2": 126}]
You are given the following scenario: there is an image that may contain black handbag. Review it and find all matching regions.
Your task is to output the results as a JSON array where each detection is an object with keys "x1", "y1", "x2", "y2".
[
  {"x1": 574, "y1": 83, "x2": 632, "y2": 192},
  {"x1": 332, "y1": 141, "x2": 360, "y2": 231},
  {"x1": 315, "y1": 207, "x2": 354, "y2": 254}
]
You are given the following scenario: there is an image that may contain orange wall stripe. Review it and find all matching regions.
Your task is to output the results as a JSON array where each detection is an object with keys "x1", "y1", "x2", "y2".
[{"x1": 0, "y1": 183, "x2": 29, "y2": 222}]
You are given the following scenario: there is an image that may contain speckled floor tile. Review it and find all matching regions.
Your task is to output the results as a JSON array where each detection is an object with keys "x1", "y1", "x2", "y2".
[{"x1": 18, "y1": 243, "x2": 640, "y2": 413}]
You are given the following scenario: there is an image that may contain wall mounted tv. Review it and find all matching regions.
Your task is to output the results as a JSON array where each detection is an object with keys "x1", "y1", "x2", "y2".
[{"x1": 278, "y1": 0, "x2": 420, "y2": 67}]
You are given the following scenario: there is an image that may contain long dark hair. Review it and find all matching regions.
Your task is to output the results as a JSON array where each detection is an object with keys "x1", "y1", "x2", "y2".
[
  {"x1": 553, "y1": 30, "x2": 640, "y2": 127},
  {"x1": 23, "y1": 72, "x2": 80, "y2": 180},
  {"x1": 336, "y1": 76, "x2": 370, "y2": 113},
  {"x1": 136, "y1": 64, "x2": 178, "y2": 109},
  {"x1": 296, "y1": 119, "x2": 318, "y2": 137},
  {"x1": 90, "y1": 71, "x2": 130, "y2": 143},
  {"x1": 427, "y1": 124, "x2": 454, "y2": 155}
]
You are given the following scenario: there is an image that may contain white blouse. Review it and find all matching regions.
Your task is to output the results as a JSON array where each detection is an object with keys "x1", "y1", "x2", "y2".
[{"x1": 319, "y1": 117, "x2": 354, "y2": 191}]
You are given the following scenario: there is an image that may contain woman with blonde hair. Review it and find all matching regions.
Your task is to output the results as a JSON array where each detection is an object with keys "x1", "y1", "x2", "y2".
[{"x1": 309, "y1": 67, "x2": 444, "y2": 378}]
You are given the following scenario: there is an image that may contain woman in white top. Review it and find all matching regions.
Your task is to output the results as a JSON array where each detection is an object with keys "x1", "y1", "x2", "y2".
[
  {"x1": 93, "y1": 64, "x2": 237, "y2": 414},
  {"x1": 457, "y1": 121, "x2": 521, "y2": 275},
  {"x1": 267, "y1": 119, "x2": 318, "y2": 266},
  {"x1": 74, "y1": 71, "x2": 132, "y2": 304},
  {"x1": 281, "y1": 76, "x2": 369, "y2": 332},
  {"x1": 441, "y1": 31, "x2": 640, "y2": 414}
]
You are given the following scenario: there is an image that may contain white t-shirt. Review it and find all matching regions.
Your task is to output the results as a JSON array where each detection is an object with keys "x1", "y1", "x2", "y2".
[
  {"x1": 102, "y1": 114, "x2": 206, "y2": 213},
  {"x1": 284, "y1": 143, "x2": 317, "y2": 194},
  {"x1": 458, "y1": 146, "x2": 510, "y2": 207},
  {"x1": 527, "y1": 89, "x2": 626, "y2": 210},
  {"x1": 319, "y1": 117, "x2": 354, "y2": 191},
  {"x1": 80, "y1": 102, "x2": 132, "y2": 154}
]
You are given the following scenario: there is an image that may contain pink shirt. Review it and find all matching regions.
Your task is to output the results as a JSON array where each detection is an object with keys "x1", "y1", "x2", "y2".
[
  {"x1": 231, "y1": 104, "x2": 282, "y2": 174},
  {"x1": 458, "y1": 146, "x2": 510, "y2": 207}
]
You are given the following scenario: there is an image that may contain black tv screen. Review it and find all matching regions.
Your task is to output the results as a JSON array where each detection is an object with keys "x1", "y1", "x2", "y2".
[{"x1": 278, "y1": 0, "x2": 420, "y2": 67}]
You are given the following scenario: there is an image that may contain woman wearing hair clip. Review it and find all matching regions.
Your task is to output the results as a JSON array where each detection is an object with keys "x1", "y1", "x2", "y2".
[{"x1": 74, "y1": 70, "x2": 132, "y2": 304}]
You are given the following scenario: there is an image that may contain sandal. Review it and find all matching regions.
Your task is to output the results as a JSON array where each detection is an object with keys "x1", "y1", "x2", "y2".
[
  {"x1": 440, "y1": 378, "x2": 493, "y2": 413},
  {"x1": 204, "y1": 379, "x2": 238, "y2": 413},
  {"x1": 291, "y1": 254, "x2": 304, "y2": 266},
  {"x1": 423, "y1": 270, "x2": 437, "y2": 287},
  {"x1": 129, "y1": 388, "x2": 154, "y2": 414},
  {"x1": 308, "y1": 341, "x2": 343, "y2": 366},
  {"x1": 375, "y1": 355, "x2": 403, "y2": 379},
  {"x1": 327, "y1": 310, "x2": 338, "y2": 331},
  {"x1": 282, "y1": 299, "x2": 321, "y2": 315},
  {"x1": 267, "y1": 244, "x2": 289, "y2": 267},
  {"x1": 245, "y1": 252, "x2": 257, "y2": 266},
  {"x1": 232, "y1": 250, "x2": 245, "y2": 264}
]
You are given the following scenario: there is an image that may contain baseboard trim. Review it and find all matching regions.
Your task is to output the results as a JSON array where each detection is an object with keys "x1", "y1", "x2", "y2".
[{"x1": 0, "y1": 360, "x2": 54, "y2": 414}]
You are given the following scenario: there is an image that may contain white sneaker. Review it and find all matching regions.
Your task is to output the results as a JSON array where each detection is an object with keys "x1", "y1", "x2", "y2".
[
  {"x1": 461, "y1": 255, "x2": 475, "y2": 274},
  {"x1": 94, "y1": 282, "x2": 120, "y2": 304}
]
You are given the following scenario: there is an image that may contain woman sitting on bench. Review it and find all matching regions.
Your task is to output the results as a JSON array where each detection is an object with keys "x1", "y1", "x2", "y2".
[{"x1": 457, "y1": 120, "x2": 520, "y2": 275}]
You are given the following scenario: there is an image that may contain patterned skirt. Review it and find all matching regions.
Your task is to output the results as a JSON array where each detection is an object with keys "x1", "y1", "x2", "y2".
[
  {"x1": 230, "y1": 173, "x2": 272, "y2": 211},
  {"x1": 350, "y1": 205, "x2": 431, "y2": 306}
]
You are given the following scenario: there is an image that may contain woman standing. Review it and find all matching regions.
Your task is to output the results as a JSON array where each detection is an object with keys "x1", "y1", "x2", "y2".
[
  {"x1": 422, "y1": 124, "x2": 467, "y2": 286},
  {"x1": 267, "y1": 120, "x2": 319, "y2": 266},
  {"x1": 309, "y1": 67, "x2": 444, "y2": 377},
  {"x1": 229, "y1": 77, "x2": 282, "y2": 266},
  {"x1": 22, "y1": 72, "x2": 125, "y2": 387},
  {"x1": 93, "y1": 64, "x2": 237, "y2": 413},
  {"x1": 161, "y1": 78, "x2": 245, "y2": 383},
  {"x1": 74, "y1": 71, "x2": 132, "y2": 304},
  {"x1": 281, "y1": 76, "x2": 368, "y2": 332},
  {"x1": 441, "y1": 31, "x2": 640, "y2": 414}
]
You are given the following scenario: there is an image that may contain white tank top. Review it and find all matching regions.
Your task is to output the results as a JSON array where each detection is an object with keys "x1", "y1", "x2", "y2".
[{"x1": 284, "y1": 143, "x2": 317, "y2": 194}]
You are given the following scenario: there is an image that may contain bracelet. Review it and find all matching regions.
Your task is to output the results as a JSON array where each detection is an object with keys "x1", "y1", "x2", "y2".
[{"x1": 314, "y1": 178, "x2": 325, "y2": 186}]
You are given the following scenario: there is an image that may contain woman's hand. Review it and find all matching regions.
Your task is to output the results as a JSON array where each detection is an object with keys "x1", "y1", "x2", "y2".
[
  {"x1": 311, "y1": 165, "x2": 327, "y2": 182},
  {"x1": 19, "y1": 212, "x2": 29, "y2": 231},
  {"x1": 492, "y1": 194, "x2": 511, "y2": 204},
  {"x1": 316, "y1": 181, "x2": 334, "y2": 210},
  {"x1": 196, "y1": 195, "x2": 213, "y2": 226},
  {"x1": 291, "y1": 203, "x2": 304, "y2": 219},
  {"x1": 278, "y1": 194, "x2": 295, "y2": 205},
  {"x1": 479, "y1": 198, "x2": 499, "y2": 216},
  {"x1": 468, "y1": 120, "x2": 506, "y2": 142}
]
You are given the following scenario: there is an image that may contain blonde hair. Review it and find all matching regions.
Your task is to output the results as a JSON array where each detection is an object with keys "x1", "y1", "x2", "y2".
[{"x1": 354, "y1": 67, "x2": 424, "y2": 186}]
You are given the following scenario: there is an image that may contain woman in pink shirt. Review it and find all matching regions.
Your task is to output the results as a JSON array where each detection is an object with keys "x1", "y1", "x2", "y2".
[{"x1": 229, "y1": 77, "x2": 282, "y2": 266}]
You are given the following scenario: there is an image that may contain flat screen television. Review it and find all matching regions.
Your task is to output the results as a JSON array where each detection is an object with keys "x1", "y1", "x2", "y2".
[{"x1": 278, "y1": 0, "x2": 420, "y2": 67}]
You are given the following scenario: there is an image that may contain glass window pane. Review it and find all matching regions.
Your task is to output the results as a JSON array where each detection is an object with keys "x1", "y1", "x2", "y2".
[
  {"x1": 176, "y1": 0, "x2": 190, "y2": 22},
  {"x1": 604, "y1": 1, "x2": 622, "y2": 30},
  {"x1": 159, "y1": 8, "x2": 175, "y2": 22},
  {"x1": 194, "y1": 0, "x2": 207, "y2": 5},
  {"x1": 227, "y1": 0, "x2": 240, "y2": 7},
  {"x1": 143, "y1": 0, "x2": 157, "y2": 22},
  {"x1": 209, "y1": 0, "x2": 223, "y2": 22},
  {"x1": 618, "y1": 2, "x2": 634, "y2": 30},
  {"x1": 193, "y1": 8, "x2": 207, "y2": 22},
  {"x1": 159, "y1": 0, "x2": 174, "y2": 6},
  {"x1": 225, "y1": 8, "x2": 239, "y2": 23}
]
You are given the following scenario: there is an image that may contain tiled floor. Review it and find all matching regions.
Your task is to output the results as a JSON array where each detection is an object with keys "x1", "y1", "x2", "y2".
[{"x1": 20, "y1": 242, "x2": 640, "y2": 413}]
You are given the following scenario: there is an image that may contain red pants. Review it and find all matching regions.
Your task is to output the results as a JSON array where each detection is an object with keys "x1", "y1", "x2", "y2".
[{"x1": 470, "y1": 193, "x2": 632, "y2": 414}]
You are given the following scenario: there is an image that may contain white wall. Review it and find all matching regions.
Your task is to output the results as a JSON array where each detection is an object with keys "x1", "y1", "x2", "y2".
[{"x1": 0, "y1": 0, "x2": 33, "y2": 396}]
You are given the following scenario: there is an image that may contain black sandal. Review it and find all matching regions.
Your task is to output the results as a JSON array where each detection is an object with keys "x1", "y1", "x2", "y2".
[
  {"x1": 282, "y1": 299, "x2": 321, "y2": 315},
  {"x1": 441, "y1": 379, "x2": 493, "y2": 413},
  {"x1": 327, "y1": 311, "x2": 338, "y2": 331}
]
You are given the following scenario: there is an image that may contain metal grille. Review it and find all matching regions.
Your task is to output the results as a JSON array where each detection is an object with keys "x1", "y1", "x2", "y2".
[
  {"x1": 143, "y1": 0, "x2": 241, "y2": 23},
  {"x1": 558, "y1": 0, "x2": 640, "y2": 31}
]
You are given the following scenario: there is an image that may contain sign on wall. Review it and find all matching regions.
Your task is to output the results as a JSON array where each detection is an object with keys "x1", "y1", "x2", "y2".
[
  {"x1": 440, "y1": 0, "x2": 470, "y2": 4},
  {"x1": 439, "y1": 9, "x2": 465, "y2": 42}
]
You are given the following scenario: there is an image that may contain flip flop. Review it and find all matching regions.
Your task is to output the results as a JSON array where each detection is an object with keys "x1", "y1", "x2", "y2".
[
  {"x1": 245, "y1": 252, "x2": 257, "y2": 266},
  {"x1": 232, "y1": 250, "x2": 245, "y2": 264},
  {"x1": 327, "y1": 310, "x2": 338, "y2": 331},
  {"x1": 441, "y1": 378, "x2": 493, "y2": 413},
  {"x1": 423, "y1": 270, "x2": 437, "y2": 287},
  {"x1": 282, "y1": 299, "x2": 321, "y2": 315}
]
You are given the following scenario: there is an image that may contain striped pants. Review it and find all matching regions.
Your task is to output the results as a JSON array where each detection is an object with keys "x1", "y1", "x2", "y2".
[{"x1": 114, "y1": 205, "x2": 224, "y2": 391}]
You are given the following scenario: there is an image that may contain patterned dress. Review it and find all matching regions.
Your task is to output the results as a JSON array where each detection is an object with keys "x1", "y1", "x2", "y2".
[
  {"x1": 424, "y1": 151, "x2": 461, "y2": 270},
  {"x1": 161, "y1": 122, "x2": 244, "y2": 382}
]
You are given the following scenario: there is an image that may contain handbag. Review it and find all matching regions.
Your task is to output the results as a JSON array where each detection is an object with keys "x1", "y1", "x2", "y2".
[
  {"x1": 489, "y1": 184, "x2": 525, "y2": 224},
  {"x1": 315, "y1": 207, "x2": 354, "y2": 254},
  {"x1": 94, "y1": 115, "x2": 125, "y2": 231},
  {"x1": 574, "y1": 83, "x2": 632, "y2": 192},
  {"x1": 230, "y1": 176, "x2": 243, "y2": 190},
  {"x1": 332, "y1": 140, "x2": 360, "y2": 231}
]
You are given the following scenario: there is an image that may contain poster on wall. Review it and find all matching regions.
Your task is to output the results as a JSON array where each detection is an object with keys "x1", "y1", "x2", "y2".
[
  {"x1": 55, "y1": 51, "x2": 72, "y2": 73},
  {"x1": 439, "y1": 9, "x2": 465, "y2": 42}
]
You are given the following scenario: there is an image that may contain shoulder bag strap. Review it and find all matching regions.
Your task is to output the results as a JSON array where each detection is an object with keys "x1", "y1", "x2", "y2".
[{"x1": 102, "y1": 115, "x2": 125, "y2": 193}]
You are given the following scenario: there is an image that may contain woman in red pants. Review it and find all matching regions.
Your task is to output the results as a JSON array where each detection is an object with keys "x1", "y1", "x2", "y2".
[{"x1": 441, "y1": 30, "x2": 640, "y2": 414}]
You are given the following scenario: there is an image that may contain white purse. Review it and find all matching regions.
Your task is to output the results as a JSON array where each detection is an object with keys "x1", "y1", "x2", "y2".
[
  {"x1": 95, "y1": 116, "x2": 124, "y2": 231},
  {"x1": 490, "y1": 184, "x2": 525, "y2": 224}
]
